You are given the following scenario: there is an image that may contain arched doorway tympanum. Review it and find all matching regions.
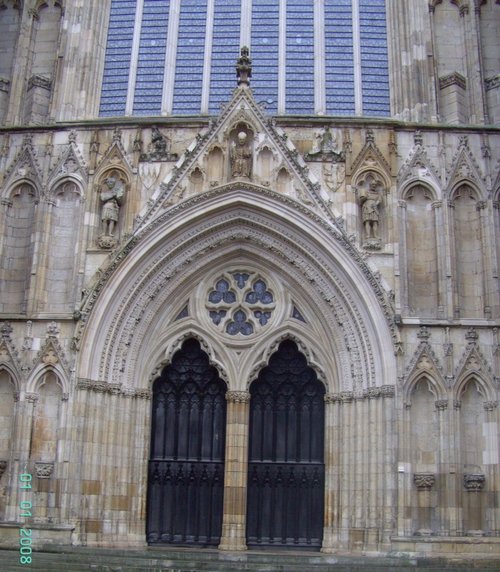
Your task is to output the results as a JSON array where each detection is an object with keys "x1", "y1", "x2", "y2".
[
  {"x1": 147, "y1": 339, "x2": 227, "y2": 546},
  {"x1": 246, "y1": 340, "x2": 325, "y2": 548}
]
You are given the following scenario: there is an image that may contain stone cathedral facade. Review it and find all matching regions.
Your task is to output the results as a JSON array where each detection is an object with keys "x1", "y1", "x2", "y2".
[{"x1": 0, "y1": 0, "x2": 499, "y2": 559}]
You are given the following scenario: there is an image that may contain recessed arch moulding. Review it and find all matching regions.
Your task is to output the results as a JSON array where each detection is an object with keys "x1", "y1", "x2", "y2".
[{"x1": 76, "y1": 189, "x2": 397, "y2": 394}]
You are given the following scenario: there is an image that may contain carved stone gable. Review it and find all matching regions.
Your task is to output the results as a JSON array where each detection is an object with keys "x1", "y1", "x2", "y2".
[
  {"x1": 446, "y1": 137, "x2": 485, "y2": 192},
  {"x1": 454, "y1": 344, "x2": 493, "y2": 384},
  {"x1": 47, "y1": 138, "x2": 88, "y2": 191},
  {"x1": 398, "y1": 142, "x2": 441, "y2": 188},
  {"x1": 135, "y1": 85, "x2": 341, "y2": 231},
  {"x1": 404, "y1": 338, "x2": 445, "y2": 387},
  {"x1": 350, "y1": 129, "x2": 392, "y2": 180},
  {"x1": 1, "y1": 139, "x2": 43, "y2": 196}
]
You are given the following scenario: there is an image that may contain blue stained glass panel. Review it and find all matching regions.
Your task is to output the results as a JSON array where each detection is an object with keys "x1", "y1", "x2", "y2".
[
  {"x1": 325, "y1": 0, "x2": 355, "y2": 115},
  {"x1": 209, "y1": 0, "x2": 241, "y2": 113},
  {"x1": 173, "y1": 0, "x2": 207, "y2": 114},
  {"x1": 359, "y1": 0, "x2": 390, "y2": 116},
  {"x1": 286, "y1": 0, "x2": 314, "y2": 114},
  {"x1": 100, "y1": 0, "x2": 137, "y2": 116},
  {"x1": 251, "y1": 0, "x2": 279, "y2": 114},
  {"x1": 133, "y1": 0, "x2": 169, "y2": 115}
]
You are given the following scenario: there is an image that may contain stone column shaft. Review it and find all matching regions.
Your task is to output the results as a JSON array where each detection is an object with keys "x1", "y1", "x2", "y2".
[{"x1": 219, "y1": 390, "x2": 250, "y2": 551}]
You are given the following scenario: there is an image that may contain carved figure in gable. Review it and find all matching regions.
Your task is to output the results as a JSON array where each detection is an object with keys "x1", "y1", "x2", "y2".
[
  {"x1": 230, "y1": 131, "x2": 253, "y2": 179},
  {"x1": 357, "y1": 175, "x2": 385, "y2": 250},
  {"x1": 98, "y1": 171, "x2": 126, "y2": 248},
  {"x1": 139, "y1": 127, "x2": 178, "y2": 162},
  {"x1": 305, "y1": 126, "x2": 345, "y2": 163}
]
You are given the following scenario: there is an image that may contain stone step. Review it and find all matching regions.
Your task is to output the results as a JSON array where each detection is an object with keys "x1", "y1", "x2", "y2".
[{"x1": 0, "y1": 547, "x2": 498, "y2": 572}]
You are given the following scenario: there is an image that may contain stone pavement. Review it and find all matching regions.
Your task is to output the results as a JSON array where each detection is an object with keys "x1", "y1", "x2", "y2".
[{"x1": 0, "y1": 546, "x2": 499, "y2": 572}]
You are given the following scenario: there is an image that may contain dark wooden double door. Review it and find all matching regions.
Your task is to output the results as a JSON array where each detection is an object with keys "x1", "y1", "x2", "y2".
[
  {"x1": 247, "y1": 340, "x2": 325, "y2": 548},
  {"x1": 147, "y1": 339, "x2": 325, "y2": 548}
]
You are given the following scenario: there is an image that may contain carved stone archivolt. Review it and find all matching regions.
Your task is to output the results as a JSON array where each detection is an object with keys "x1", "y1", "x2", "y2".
[{"x1": 76, "y1": 189, "x2": 396, "y2": 392}]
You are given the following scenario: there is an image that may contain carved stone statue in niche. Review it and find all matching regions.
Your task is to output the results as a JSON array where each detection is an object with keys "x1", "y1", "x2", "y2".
[
  {"x1": 230, "y1": 131, "x2": 252, "y2": 178},
  {"x1": 98, "y1": 172, "x2": 125, "y2": 248},
  {"x1": 358, "y1": 179, "x2": 383, "y2": 250}
]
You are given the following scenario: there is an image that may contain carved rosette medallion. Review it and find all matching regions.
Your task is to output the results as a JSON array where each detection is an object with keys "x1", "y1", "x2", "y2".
[
  {"x1": 226, "y1": 390, "x2": 250, "y2": 404},
  {"x1": 463, "y1": 473, "x2": 485, "y2": 492},
  {"x1": 35, "y1": 462, "x2": 54, "y2": 479},
  {"x1": 413, "y1": 473, "x2": 435, "y2": 491}
]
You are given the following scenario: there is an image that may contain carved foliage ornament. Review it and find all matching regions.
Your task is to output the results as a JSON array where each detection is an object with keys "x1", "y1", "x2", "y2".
[
  {"x1": 35, "y1": 462, "x2": 54, "y2": 479},
  {"x1": 414, "y1": 473, "x2": 435, "y2": 491},
  {"x1": 463, "y1": 473, "x2": 485, "y2": 491}
]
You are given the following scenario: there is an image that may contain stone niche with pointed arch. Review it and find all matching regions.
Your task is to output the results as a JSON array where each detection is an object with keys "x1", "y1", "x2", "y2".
[{"x1": 229, "y1": 122, "x2": 254, "y2": 180}]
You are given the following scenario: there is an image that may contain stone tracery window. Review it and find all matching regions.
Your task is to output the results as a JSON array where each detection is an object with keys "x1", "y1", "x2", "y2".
[{"x1": 206, "y1": 272, "x2": 275, "y2": 336}]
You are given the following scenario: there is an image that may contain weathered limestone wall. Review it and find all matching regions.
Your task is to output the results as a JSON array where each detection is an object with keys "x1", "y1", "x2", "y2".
[{"x1": 0, "y1": 119, "x2": 497, "y2": 555}]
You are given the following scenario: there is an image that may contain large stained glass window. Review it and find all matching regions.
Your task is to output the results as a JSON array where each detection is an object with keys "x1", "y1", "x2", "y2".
[{"x1": 100, "y1": 0, "x2": 390, "y2": 118}]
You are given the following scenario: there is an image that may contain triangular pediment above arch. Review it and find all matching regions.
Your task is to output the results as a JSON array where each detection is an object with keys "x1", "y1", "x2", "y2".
[
  {"x1": 134, "y1": 85, "x2": 340, "y2": 232},
  {"x1": 454, "y1": 343, "x2": 493, "y2": 386},
  {"x1": 349, "y1": 129, "x2": 392, "y2": 183},
  {"x1": 398, "y1": 142, "x2": 441, "y2": 190},
  {"x1": 28, "y1": 332, "x2": 70, "y2": 379},
  {"x1": 95, "y1": 129, "x2": 134, "y2": 180},
  {"x1": 1, "y1": 137, "x2": 43, "y2": 196},
  {"x1": 446, "y1": 136, "x2": 486, "y2": 194},
  {"x1": 47, "y1": 135, "x2": 88, "y2": 191},
  {"x1": 0, "y1": 322, "x2": 23, "y2": 382},
  {"x1": 403, "y1": 330, "x2": 445, "y2": 390}
]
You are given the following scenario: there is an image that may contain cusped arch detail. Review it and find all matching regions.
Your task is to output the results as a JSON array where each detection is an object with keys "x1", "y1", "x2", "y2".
[
  {"x1": 26, "y1": 364, "x2": 69, "y2": 398},
  {"x1": 400, "y1": 181, "x2": 439, "y2": 203},
  {"x1": 453, "y1": 373, "x2": 495, "y2": 404},
  {"x1": 403, "y1": 371, "x2": 447, "y2": 405},
  {"x1": 0, "y1": 364, "x2": 21, "y2": 396},
  {"x1": 244, "y1": 330, "x2": 331, "y2": 392},
  {"x1": 148, "y1": 327, "x2": 231, "y2": 387},
  {"x1": 449, "y1": 180, "x2": 484, "y2": 203}
]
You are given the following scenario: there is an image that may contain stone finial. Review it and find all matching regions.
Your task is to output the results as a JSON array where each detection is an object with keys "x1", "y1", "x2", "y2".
[
  {"x1": 236, "y1": 46, "x2": 252, "y2": 87},
  {"x1": 414, "y1": 473, "x2": 435, "y2": 491},
  {"x1": 464, "y1": 473, "x2": 485, "y2": 491}
]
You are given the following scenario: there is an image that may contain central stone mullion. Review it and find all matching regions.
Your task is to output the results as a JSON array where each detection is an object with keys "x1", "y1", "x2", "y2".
[{"x1": 218, "y1": 390, "x2": 251, "y2": 551}]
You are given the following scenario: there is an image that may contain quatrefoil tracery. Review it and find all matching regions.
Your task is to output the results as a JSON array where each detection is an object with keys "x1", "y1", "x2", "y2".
[{"x1": 206, "y1": 273, "x2": 276, "y2": 336}]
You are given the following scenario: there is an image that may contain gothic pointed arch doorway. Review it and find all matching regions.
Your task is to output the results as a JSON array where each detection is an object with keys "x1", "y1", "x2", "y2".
[
  {"x1": 146, "y1": 338, "x2": 227, "y2": 546},
  {"x1": 246, "y1": 340, "x2": 325, "y2": 549}
]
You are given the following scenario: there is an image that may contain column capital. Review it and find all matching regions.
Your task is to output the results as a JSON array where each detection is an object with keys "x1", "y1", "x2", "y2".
[
  {"x1": 225, "y1": 390, "x2": 250, "y2": 404},
  {"x1": 414, "y1": 472, "x2": 435, "y2": 491}
]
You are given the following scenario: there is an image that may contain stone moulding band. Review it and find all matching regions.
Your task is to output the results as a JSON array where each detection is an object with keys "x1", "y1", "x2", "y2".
[{"x1": 76, "y1": 378, "x2": 151, "y2": 399}]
